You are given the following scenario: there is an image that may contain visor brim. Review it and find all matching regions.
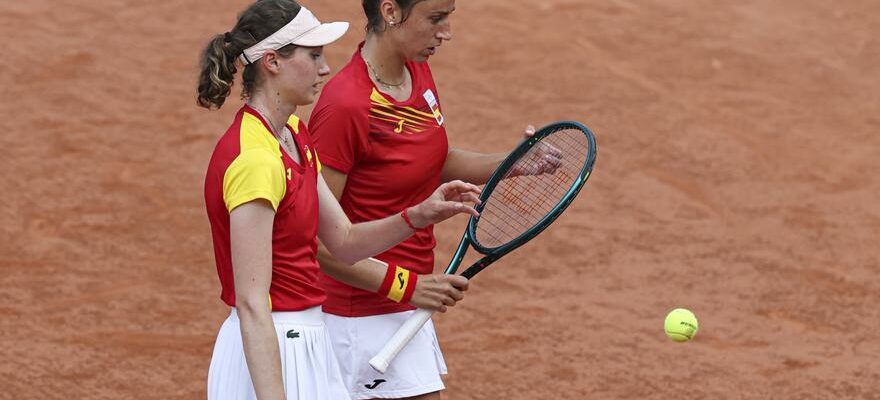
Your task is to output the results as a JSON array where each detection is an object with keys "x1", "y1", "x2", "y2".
[{"x1": 292, "y1": 21, "x2": 349, "y2": 47}]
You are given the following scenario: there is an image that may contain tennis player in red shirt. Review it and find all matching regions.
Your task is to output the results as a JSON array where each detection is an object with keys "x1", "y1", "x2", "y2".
[
  {"x1": 197, "y1": 1, "x2": 481, "y2": 399},
  {"x1": 309, "y1": 1, "x2": 535, "y2": 398}
]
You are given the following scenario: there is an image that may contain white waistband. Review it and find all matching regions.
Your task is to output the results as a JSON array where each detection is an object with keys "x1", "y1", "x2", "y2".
[{"x1": 229, "y1": 306, "x2": 324, "y2": 326}]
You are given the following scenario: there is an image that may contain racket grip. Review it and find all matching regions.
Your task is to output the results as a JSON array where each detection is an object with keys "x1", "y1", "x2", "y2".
[{"x1": 369, "y1": 308, "x2": 434, "y2": 373}]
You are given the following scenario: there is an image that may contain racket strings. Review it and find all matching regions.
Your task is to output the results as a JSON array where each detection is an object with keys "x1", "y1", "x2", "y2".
[{"x1": 475, "y1": 128, "x2": 588, "y2": 249}]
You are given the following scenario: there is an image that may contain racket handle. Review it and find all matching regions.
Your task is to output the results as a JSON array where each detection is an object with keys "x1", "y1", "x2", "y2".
[{"x1": 369, "y1": 308, "x2": 434, "y2": 373}]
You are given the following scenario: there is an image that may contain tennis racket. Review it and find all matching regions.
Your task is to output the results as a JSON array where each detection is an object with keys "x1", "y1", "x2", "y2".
[{"x1": 369, "y1": 120, "x2": 598, "y2": 373}]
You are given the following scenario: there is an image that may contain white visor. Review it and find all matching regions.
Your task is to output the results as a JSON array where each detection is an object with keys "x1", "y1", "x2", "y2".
[{"x1": 239, "y1": 7, "x2": 349, "y2": 65}]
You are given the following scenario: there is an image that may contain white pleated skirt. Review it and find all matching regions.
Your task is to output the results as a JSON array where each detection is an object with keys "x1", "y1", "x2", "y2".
[
  {"x1": 324, "y1": 310, "x2": 447, "y2": 399},
  {"x1": 207, "y1": 307, "x2": 350, "y2": 400}
]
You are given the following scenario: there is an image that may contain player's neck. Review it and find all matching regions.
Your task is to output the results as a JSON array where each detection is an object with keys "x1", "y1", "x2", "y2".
[
  {"x1": 362, "y1": 35, "x2": 407, "y2": 82},
  {"x1": 246, "y1": 92, "x2": 296, "y2": 136}
]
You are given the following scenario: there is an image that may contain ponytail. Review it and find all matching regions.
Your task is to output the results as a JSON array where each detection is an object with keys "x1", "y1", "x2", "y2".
[{"x1": 197, "y1": 33, "x2": 238, "y2": 109}]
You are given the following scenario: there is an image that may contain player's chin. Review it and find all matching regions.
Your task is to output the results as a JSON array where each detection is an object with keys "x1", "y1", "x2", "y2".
[
  {"x1": 294, "y1": 92, "x2": 318, "y2": 106},
  {"x1": 412, "y1": 47, "x2": 437, "y2": 62}
]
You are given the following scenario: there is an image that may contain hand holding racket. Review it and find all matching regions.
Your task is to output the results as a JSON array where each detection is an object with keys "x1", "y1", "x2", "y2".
[{"x1": 369, "y1": 121, "x2": 598, "y2": 373}]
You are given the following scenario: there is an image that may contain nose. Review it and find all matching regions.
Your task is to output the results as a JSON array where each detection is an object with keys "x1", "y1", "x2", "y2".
[
  {"x1": 437, "y1": 22, "x2": 452, "y2": 41},
  {"x1": 318, "y1": 59, "x2": 331, "y2": 76}
]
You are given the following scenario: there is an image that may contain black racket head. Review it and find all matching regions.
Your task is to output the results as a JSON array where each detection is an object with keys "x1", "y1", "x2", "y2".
[{"x1": 468, "y1": 121, "x2": 597, "y2": 255}]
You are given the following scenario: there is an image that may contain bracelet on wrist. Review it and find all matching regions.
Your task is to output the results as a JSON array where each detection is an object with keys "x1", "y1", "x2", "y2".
[{"x1": 401, "y1": 208, "x2": 418, "y2": 231}]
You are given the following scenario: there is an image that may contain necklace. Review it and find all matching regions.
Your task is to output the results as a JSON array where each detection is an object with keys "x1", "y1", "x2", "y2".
[
  {"x1": 364, "y1": 58, "x2": 406, "y2": 90},
  {"x1": 248, "y1": 103, "x2": 295, "y2": 154}
]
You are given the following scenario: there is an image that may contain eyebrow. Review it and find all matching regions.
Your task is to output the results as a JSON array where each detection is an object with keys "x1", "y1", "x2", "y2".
[{"x1": 431, "y1": 6, "x2": 455, "y2": 15}]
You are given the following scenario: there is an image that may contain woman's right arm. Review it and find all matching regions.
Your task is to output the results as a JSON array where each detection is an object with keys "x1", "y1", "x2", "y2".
[
  {"x1": 317, "y1": 167, "x2": 468, "y2": 312},
  {"x1": 230, "y1": 200, "x2": 285, "y2": 400}
]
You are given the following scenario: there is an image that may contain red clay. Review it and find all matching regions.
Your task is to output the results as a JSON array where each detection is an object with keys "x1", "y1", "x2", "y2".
[{"x1": 2, "y1": 1, "x2": 878, "y2": 399}]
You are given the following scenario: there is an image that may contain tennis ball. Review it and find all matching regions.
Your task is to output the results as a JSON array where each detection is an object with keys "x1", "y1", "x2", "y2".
[{"x1": 664, "y1": 308, "x2": 698, "y2": 342}]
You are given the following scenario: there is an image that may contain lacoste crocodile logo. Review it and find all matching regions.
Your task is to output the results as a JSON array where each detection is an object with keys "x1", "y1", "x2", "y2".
[{"x1": 286, "y1": 330, "x2": 300, "y2": 339}]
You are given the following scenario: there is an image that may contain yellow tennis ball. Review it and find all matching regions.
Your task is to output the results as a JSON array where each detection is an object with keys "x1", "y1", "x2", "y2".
[{"x1": 664, "y1": 308, "x2": 698, "y2": 342}]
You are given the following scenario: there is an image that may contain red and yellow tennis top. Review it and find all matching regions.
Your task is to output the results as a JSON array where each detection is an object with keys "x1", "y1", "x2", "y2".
[
  {"x1": 310, "y1": 43, "x2": 449, "y2": 317},
  {"x1": 205, "y1": 105, "x2": 325, "y2": 311}
]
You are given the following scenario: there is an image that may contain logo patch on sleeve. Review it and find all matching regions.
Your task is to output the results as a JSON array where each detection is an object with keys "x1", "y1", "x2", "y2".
[{"x1": 422, "y1": 89, "x2": 444, "y2": 126}]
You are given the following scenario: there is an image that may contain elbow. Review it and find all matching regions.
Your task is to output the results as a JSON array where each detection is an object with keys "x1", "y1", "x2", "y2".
[
  {"x1": 333, "y1": 252, "x2": 360, "y2": 267},
  {"x1": 321, "y1": 241, "x2": 359, "y2": 266},
  {"x1": 235, "y1": 296, "x2": 271, "y2": 319}
]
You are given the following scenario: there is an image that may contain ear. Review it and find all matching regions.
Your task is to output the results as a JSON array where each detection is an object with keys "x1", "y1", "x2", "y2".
[
  {"x1": 379, "y1": 0, "x2": 399, "y2": 26},
  {"x1": 260, "y1": 50, "x2": 282, "y2": 74}
]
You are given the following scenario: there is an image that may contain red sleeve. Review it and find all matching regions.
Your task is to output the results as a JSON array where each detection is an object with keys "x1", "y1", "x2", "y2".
[{"x1": 309, "y1": 97, "x2": 370, "y2": 174}]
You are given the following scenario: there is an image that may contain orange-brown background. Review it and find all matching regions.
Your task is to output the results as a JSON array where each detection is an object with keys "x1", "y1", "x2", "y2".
[{"x1": 2, "y1": 0, "x2": 878, "y2": 399}]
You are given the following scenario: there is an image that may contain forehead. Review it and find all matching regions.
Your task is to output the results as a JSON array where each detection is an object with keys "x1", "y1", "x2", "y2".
[{"x1": 411, "y1": 0, "x2": 455, "y2": 14}]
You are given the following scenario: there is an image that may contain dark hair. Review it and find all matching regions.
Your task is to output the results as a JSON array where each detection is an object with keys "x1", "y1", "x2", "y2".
[
  {"x1": 362, "y1": 0, "x2": 428, "y2": 33},
  {"x1": 197, "y1": 0, "x2": 302, "y2": 109}
]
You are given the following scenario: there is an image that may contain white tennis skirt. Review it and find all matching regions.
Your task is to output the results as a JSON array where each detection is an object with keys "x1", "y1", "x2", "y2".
[
  {"x1": 324, "y1": 310, "x2": 448, "y2": 399},
  {"x1": 207, "y1": 307, "x2": 349, "y2": 400}
]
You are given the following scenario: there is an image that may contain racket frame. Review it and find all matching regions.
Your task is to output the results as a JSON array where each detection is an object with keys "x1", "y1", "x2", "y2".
[{"x1": 457, "y1": 120, "x2": 597, "y2": 278}]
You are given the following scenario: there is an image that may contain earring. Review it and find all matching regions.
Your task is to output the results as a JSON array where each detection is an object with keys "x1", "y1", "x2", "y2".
[{"x1": 388, "y1": 20, "x2": 395, "y2": 26}]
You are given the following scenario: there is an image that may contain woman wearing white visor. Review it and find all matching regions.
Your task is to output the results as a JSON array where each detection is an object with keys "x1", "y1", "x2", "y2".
[{"x1": 197, "y1": 1, "x2": 482, "y2": 399}]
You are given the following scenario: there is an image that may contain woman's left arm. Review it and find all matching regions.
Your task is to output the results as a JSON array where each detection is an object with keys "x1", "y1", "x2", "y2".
[
  {"x1": 440, "y1": 149, "x2": 506, "y2": 185},
  {"x1": 440, "y1": 125, "x2": 535, "y2": 184},
  {"x1": 315, "y1": 174, "x2": 481, "y2": 265}
]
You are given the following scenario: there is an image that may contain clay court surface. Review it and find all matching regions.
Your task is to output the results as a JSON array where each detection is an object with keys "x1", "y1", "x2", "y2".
[{"x1": 2, "y1": 0, "x2": 879, "y2": 398}]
